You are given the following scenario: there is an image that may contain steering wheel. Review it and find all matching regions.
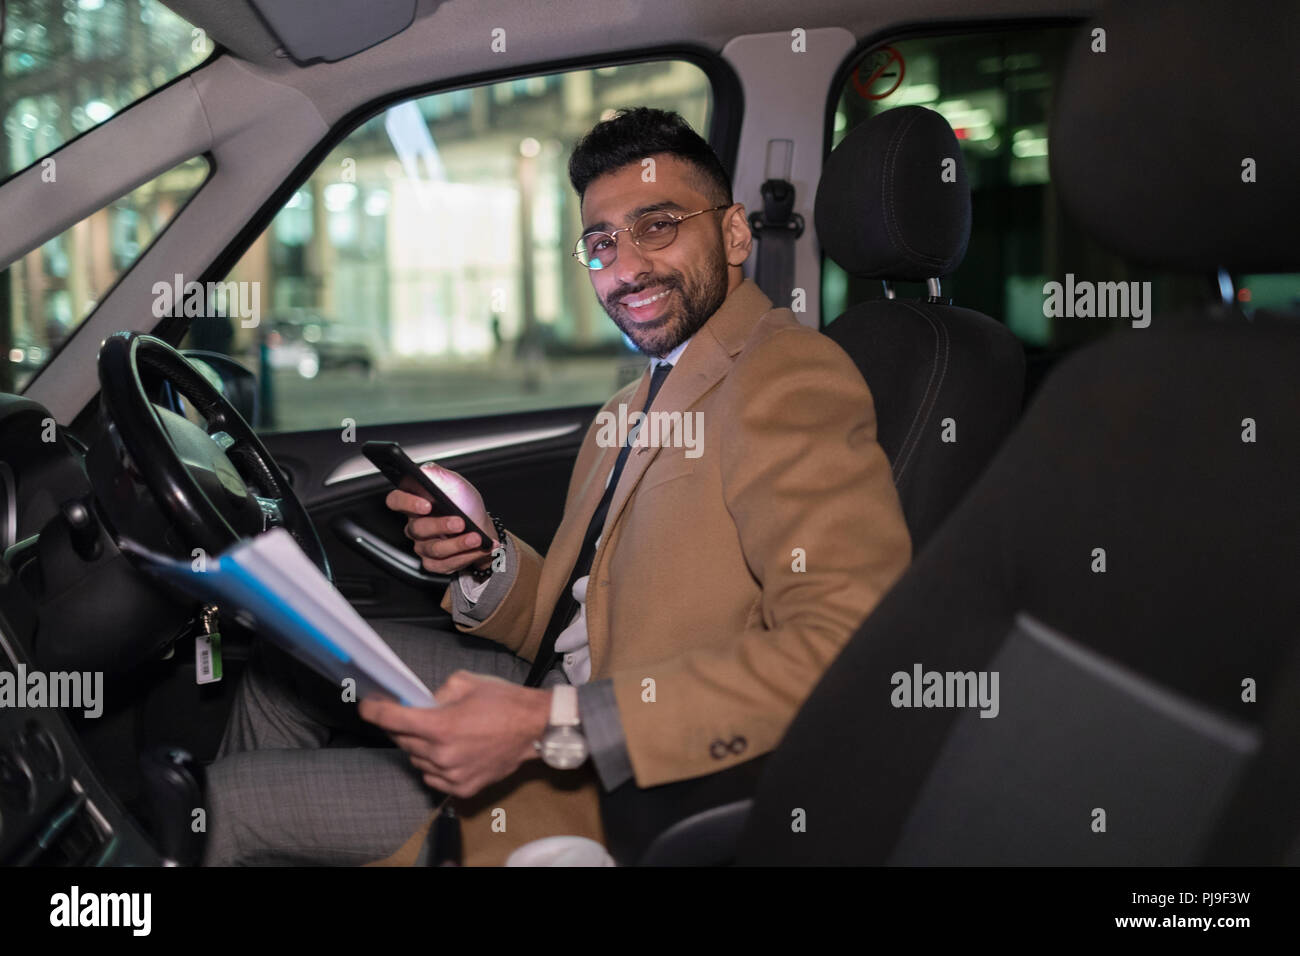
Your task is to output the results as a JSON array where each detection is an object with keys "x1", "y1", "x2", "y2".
[{"x1": 96, "y1": 331, "x2": 331, "y2": 579}]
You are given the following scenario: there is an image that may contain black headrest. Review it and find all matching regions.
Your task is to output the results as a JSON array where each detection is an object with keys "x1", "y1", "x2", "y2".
[
  {"x1": 815, "y1": 106, "x2": 971, "y2": 281},
  {"x1": 1050, "y1": 0, "x2": 1300, "y2": 273}
]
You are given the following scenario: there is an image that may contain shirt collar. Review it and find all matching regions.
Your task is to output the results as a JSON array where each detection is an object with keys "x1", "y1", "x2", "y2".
[{"x1": 654, "y1": 334, "x2": 693, "y2": 369}]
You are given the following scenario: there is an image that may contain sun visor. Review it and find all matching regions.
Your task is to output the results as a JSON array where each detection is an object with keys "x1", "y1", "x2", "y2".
[{"x1": 248, "y1": 0, "x2": 420, "y2": 64}]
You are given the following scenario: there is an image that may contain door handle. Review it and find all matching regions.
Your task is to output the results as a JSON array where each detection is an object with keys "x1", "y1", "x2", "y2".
[{"x1": 332, "y1": 517, "x2": 450, "y2": 588}]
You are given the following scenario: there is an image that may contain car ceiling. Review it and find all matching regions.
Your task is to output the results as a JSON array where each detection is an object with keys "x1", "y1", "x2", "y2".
[
  {"x1": 158, "y1": 0, "x2": 1096, "y2": 123},
  {"x1": 5, "y1": 0, "x2": 1099, "y2": 422}
]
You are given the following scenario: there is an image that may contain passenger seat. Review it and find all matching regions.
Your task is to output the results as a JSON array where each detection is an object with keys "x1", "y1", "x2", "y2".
[
  {"x1": 817, "y1": 105, "x2": 1025, "y2": 551},
  {"x1": 738, "y1": 0, "x2": 1300, "y2": 866}
]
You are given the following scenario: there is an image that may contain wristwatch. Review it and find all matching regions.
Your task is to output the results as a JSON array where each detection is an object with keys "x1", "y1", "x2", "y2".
[
  {"x1": 465, "y1": 512, "x2": 508, "y2": 583},
  {"x1": 535, "y1": 685, "x2": 589, "y2": 769}
]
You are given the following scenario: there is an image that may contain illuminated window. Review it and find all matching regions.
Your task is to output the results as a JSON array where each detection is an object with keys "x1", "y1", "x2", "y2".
[
  {"x1": 2, "y1": 157, "x2": 209, "y2": 391},
  {"x1": 826, "y1": 28, "x2": 1208, "y2": 392},
  {"x1": 188, "y1": 61, "x2": 717, "y2": 431},
  {"x1": 2, "y1": 0, "x2": 210, "y2": 178}
]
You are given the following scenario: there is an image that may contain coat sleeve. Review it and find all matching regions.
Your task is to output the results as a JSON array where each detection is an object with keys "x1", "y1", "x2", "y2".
[
  {"x1": 609, "y1": 325, "x2": 913, "y2": 786},
  {"x1": 437, "y1": 529, "x2": 546, "y2": 655}
]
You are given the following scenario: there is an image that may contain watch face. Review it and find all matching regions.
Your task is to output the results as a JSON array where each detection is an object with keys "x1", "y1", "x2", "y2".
[{"x1": 541, "y1": 727, "x2": 588, "y2": 769}]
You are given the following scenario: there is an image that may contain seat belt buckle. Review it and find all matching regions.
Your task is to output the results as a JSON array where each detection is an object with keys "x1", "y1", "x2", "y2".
[{"x1": 747, "y1": 139, "x2": 805, "y2": 238}]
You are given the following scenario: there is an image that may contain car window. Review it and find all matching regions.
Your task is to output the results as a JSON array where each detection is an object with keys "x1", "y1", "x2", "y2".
[
  {"x1": 2, "y1": 0, "x2": 211, "y2": 180},
  {"x1": 1237, "y1": 274, "x2": 1299, "y2": 313},
  {"x1": 1, "y1": 156, "x2": 209, "y2": 392},
  {"x1": 184, "y1": 60, "x2": 715, "y2": 432},
  {"x1": 823, "y1": 27, "x2": 1231, "y2": 391}
]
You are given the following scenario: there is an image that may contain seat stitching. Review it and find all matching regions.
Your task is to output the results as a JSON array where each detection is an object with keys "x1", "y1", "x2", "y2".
[
  {"x1": 891, "y1": 302, "x2": 949, "y2": 483},
  {"x1": 883, "y1": 110, "x2": 952, "y2": 271},
  {"x1": 887, "y1": 304, "x2": 937, "y2": 474}
]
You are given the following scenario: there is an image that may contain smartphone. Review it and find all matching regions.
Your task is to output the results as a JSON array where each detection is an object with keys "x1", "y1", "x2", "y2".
[{"x1": 362, "y1": 441, "x2": 493, "y2": 552}]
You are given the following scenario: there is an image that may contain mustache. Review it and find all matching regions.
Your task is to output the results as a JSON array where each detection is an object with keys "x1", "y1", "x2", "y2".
[{"x1": 605, "y1": 276, "x2": 681, "y2": 305}]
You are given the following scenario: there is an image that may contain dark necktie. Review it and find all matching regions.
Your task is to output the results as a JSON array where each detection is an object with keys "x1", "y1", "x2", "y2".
[{"x1": 524, "y1": 360, "x2": 674, "y2": 686}]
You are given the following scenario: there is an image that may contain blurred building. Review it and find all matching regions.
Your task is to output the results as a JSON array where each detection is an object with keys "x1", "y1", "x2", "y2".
[{"x1": 1, "y1": 0, "x2": 206, "y2": 391}]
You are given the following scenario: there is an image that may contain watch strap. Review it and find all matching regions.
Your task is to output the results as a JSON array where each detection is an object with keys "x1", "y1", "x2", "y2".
[
  {"x1": 549, "y1": 685, "x2": 580, "y2": 728},
  {"x1": 465, "y1": 512, "x2": 507, "y2": 583}
]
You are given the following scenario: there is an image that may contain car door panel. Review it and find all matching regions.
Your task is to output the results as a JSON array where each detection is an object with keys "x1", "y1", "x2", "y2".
[{"x1": 257, "y1": 404, "x2": 596, "y2": 622}]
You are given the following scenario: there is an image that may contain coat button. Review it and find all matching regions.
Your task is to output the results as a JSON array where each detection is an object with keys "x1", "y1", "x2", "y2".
[{"x1": 709, "y1": 736, "x2": 747, "y2": 759}]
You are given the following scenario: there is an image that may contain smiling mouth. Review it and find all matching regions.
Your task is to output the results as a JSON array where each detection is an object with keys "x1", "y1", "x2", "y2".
[{"x1": 621, "y1": 287, "x2": 672, "y2": 309}]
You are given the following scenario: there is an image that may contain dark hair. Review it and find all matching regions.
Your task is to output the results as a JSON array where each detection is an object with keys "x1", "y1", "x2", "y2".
[{"x1": 568, "y1": 107, "x2": 732, "y2": 205}]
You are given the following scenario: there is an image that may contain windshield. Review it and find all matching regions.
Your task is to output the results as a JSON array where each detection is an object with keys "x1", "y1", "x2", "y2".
[
  {"x1": 2, "y1": 0, "x2": 210, "y2": 179},
  {"x1": 1, "y1": 0, "x2": 212, "y2": 393}
]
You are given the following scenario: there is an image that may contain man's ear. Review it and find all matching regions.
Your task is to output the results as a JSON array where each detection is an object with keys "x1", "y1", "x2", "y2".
[{"x1": 722, "y1": 203, "x2": 753, "y2": 267}]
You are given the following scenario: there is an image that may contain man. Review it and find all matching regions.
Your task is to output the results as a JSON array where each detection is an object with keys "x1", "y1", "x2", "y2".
[{"x1": 203, "y1": 107, "x2": 910, "y2": 866}]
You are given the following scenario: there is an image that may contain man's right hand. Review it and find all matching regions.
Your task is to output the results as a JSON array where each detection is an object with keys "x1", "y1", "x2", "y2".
[{"x1": 384, "y1": 463, "x2": 499, "y2": 574}]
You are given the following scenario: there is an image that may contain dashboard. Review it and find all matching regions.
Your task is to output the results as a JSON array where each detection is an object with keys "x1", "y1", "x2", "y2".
[
  {"x1": 0, "y1": 552, "x2": 159, "y2": 865},
  {"x1": 0, "y1": 394, "x2": 92, "y2": 555},
  {"x1": 0, "y1": 391, "x2": 188, "y2": 865}
]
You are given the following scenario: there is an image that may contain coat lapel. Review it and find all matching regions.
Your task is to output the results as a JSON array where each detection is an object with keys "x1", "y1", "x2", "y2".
[
  {"x1": 599, "y1": 330, "x2": 727, "y2": 540},
  {"x1": 600, "y1": 280, "x2": 774, "y2": 540},
  {"x1": 527, "y1": 400, "x2": 629, "y2": 656},
  {"x1": 585, "y1": 279, "x2": 775, "y2": 673},
  {"x1": 528, "y1": 281, "x2": 775, "y2": 663}
]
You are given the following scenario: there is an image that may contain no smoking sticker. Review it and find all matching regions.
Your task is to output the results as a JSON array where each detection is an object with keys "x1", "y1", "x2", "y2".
[{"x1": 852, "y1": 46, "x2": 906, "y2": 100}]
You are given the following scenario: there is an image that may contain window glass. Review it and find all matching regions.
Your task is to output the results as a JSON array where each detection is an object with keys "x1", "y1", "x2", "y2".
[
  {"x1": 824, "y1": 28, "x2": 1211, "y2": 390},
  {"x1": 1237, "y1": 274, "x2": 1299, "y2": 313},
  {"x1": 3, "y1": 0, "x2": 211, "y2": 179},
  {"x1": 183, "y1": 60, "x2": 714, "y2": 432},
  {"x1": 1, "y1": 156, "x2": 209, "y2": 391}
]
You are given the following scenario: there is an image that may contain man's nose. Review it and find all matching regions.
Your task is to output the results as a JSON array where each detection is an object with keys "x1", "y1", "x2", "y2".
[{"x1": 610, "y1": 233, "x2": 652, "y2": 283}]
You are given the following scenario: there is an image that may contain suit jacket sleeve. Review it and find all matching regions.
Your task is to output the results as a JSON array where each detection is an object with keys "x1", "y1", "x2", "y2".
[
  {"x1": 448, "y1": 534, "x2": 517, "y2": 626},
  {"x1": 609, "y1": 326, "x2": 913, "y2": 786},
  {"x1": 437, "y1": 528, "x2": 545, "y2": 653}
]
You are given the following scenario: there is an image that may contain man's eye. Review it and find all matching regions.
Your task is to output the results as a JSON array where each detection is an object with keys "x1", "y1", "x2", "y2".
[
  {"x1": 589, "y1": 237, "x2": 612, "y2": 251},
  {"x1": 642, "y1": 219, "x2": 673, "y2": 233}
]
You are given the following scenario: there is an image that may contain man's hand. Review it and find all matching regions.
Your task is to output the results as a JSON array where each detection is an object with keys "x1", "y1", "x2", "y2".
[
  {"x1": 358, "y1": 671, "x2": 552, "y2": 798},
  {"x1": 383, "y1": 462, "x2": 499, "y2": 573}
]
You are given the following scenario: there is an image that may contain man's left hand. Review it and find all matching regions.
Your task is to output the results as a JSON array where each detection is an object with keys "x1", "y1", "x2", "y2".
[{"x1": 359, "y1": 671, "x2": 551, "y2": 798}]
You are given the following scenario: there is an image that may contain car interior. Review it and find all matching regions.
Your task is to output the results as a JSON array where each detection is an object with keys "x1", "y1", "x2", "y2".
[{"x1": 0, "y1": 0, "x2": 1296, "y2": 869}]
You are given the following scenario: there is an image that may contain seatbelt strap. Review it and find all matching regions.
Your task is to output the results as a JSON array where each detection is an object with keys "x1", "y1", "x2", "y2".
[{"x1": 747, "y1": 139, "x2": 804, "y2": 308}]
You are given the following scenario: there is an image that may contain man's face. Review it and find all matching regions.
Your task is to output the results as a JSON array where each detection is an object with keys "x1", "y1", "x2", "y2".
[{"x1": 578, "y1": 154, "x2": 741, "y2": 358}]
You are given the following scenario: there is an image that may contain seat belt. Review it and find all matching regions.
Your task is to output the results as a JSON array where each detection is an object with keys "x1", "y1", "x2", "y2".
[{"x1": 747, "y1": 139, "x2": 804, "y2": 308}]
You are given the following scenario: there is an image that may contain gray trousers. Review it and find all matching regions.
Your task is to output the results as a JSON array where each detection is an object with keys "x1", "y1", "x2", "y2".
[{"x1": 201, "y1": 620, "x2": 566, "y2": 866}]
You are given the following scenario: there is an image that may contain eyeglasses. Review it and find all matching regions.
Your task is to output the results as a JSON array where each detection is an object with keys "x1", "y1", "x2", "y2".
[{"x1": 573, "y1": 204, "x2": 731, "y2": 270}]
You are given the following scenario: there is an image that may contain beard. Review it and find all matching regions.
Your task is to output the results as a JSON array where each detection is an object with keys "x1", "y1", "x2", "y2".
[{"x1": 599, "y1": 242, "x2": 729, "y2": 358}]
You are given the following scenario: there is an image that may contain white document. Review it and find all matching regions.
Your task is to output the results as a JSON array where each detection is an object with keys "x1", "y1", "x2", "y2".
[
  {"x1": 233, "y1": 529, "x2": 437, "y2": 708},
  {"x1": 126, "y1": 528, "x2": 436, "y2": 708}
]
